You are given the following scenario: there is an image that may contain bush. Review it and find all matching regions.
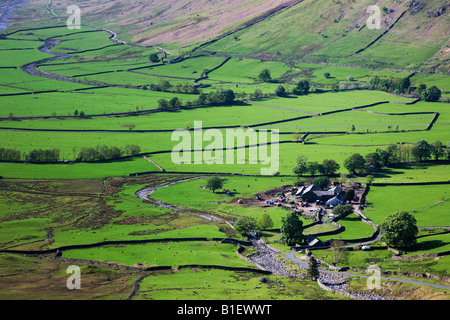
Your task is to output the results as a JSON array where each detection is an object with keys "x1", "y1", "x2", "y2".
[
  {"x1": 332, "y1": 204, "x2": 354, "y2": 219},
  {"x1": 421, "y1": 86, "x2": 441, "y2": 102},
  {"x1": 293, "y1": 80, "x2": 310, "y2": 95},
  {"x1": 313, "y1": 176, "x2": 330, "y2": 189}
]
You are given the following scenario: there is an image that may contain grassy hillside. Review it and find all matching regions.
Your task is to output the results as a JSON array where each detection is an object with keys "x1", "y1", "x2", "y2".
[
  {"x1": 9, "y1": 0, "x2": 300, "y2": 49},
  {"x1": 203, "y1": 0, "x2": 449, "y2": 64}
]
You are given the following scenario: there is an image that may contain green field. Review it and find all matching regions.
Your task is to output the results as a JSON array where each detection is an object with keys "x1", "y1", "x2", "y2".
[
  {"x1": 0, "y1": 0, "x2": 449, "y2": 302},
  {"x1": 364, "y1": 185, "x2": 450, "y2": 227}
]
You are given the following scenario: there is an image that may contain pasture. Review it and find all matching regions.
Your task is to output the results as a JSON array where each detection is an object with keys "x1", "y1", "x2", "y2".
[{"x1": 0, "y1": 6, "x2": 449, "y2": 301}]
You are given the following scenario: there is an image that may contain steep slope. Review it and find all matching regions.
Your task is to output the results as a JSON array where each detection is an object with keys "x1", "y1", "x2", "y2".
[
  {"x1": 201, "y1": 0, "x2": 449, "y2": 71},
  {"x1": 14, "y1": 0, "x2": 302, "y2": 48},
  {"x1": 6, "y1": 0, "x2": 449, "y2": 71}
]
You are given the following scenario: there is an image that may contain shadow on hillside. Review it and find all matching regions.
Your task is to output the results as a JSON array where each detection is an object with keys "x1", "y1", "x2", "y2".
[
  {"x1": 374, "y1": 161, "x2": 450, "y2": 180},
  {"x1": 414, "y1": 239, "x2": 446, "y2": 252},
  {"x1": 373, "y1": 168, "x2": 405, "y2": 179}
]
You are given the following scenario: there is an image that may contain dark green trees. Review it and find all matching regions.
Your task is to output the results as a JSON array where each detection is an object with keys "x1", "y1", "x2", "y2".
[
  {"x1": 206, "y1": 176, "x2": 226, "y2": 193},
  {"x1": 313, "y1": 176, "x2": 330, "y2": 190},
  {"x1": 343, "y1": 153, "x2": 365, "y2": 174},
  {"x1": 275, "y1": 85, "x2": 286, "y2": 97},
  {"x1": 149, "y1": 53, "x2": 160, "y2": 63},
  {"x1": 332, "y1": 204, "x2": 354, "y2": 219},
  {"x1": 258, "y1": 213, "x2": 274, "y2": 230},
  {"x1": 379, "y1": 212, "x2": 418, "y2": 250},
  {"x1": 280, "y1": 212, "x2": 304, "y2": 246},
  {"x1": 235, "y1": 217, "x2": 258, "y2": 237},
  {"x1": 306, "y1": 256, "x2": 320, "y2": 281},
  {"x1": 421, "y1": 86, "x2": 441, "y2": 102},
  {"x1": 293, "y1": 80, "x2": 310, "y2": 95},
  {"x1": 258, "y1": 69, "x2": 272, "y2": 82}
]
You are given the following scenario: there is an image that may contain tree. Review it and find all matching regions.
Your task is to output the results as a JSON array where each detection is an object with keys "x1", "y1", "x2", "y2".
[
  {"x1": 122, "y1": 123, "x2": 136, "y2": 131},
  {"x1": 206, "y1": 176, "x2": 226, "y2": 193},
  {"x1": 158, "y1": 99, "x2": 170, "y2": 110},
  {"x1": 313, "y1": 176, "x2": 330, "y2": 189},
  {"x1": 398, "y1": 77, "x2": 411, "y2": 94},
  {"x1": 258, "y1": 213, "x2": 274, "y2": 230},
  {"x1": 292, "y1": 131, "x2": 303, "y2": 143},
  {"x1": 410, "y1": 145, "x2": 421, "y2": 162},
  {"x1": 417, "y1": 84, "x2": 427, "y2": 95},
  {"x1": 217, "y1": 89, "x2": 235, "y2": 104},
  {"x1": 379, "y1": 212, "x2": 418, "y2": 250},
  {"x1": 332, "y1": 204, "x2": 354, "y2": 219},
  {"x1": 421, "y1": 86, "x2": 441, "y2": 102},
  {"x1": 258, "y1": 69, "x2": 272, "y2": 82},
  {"x1": 376, "y1": 144, "x2": 399, "y2": 167},
  {"x1": 280, "y1": 212, "x2": 304, "y2": 246},
  {"x1": 446, "y1": 142, "x2": 450, "y2": 160},
  {"x1": 149, "y1": 53, "x2": 160, "y2": 63},
  {"x1": 324, "y1": 72, "x2": 331, "y2": 79},
  {"x1": 275, "y1": 85, "x2": 286, "y2": 97},
  {"x1": 235, "y1": 217, "x2": 258, "y2": 237},
  {"x1": 347, "y1": 75, "x2": 354, "y2": 81},
  {"x1": 414, "y1": 140, "x2": 432, "y2": 161},
  {"x1": 123, "y1": 144, "x2": 141, "y2": 156},
  {"x1": 169, "y1": 97, "x2": 182, "y2": 108},
  {"x1": 26, "y1": 148, "x2": 60, "y2": 163},
  {"x1": 307, "y1": 161, "x2": 321, "y2": 176},
  {"x1": 365, "y1": 152, "x2": 383, "y2": 172},
  {"x1": 293, "y1": 80, "x2": 310, "y2": 95},
  {"x1": 292, "y1": 155, "x2": 309, "y2": 176},
  {"x1": 0, "y1": 148, "x2": 21, "y2": 162},
  {"x1": 104, "y1": 145, "x2": 122, "y2": 160},
  {"x1": 431, "y1": 140, "x2": 444, "y2": 160},
  {"x1": 306, "y1": 256, "x2": 320, "y2": 281},
  {"x1": 344, "y1": 189, "x2": 355, "y2": 203},
  {"x1": 344, "y1": 153, "x2": 365, "y2": 174},
  {"x1": 320, "y1": 159, "x2": 340, "y2": 175},
  {"x1": 330, "y1": 239, "x2": 348, "y2": 266},
  {"x1": 158, "y1": 79, "x2": 172, "y2": 92},
  {"x1": 251, "y1": 88, "x2": 263, "y2": 100}
]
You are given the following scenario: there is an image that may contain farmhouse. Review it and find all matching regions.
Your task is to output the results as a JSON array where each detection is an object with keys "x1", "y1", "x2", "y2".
[{"x1": 296, "y1": 184, "x2": 344, "y2": 204}]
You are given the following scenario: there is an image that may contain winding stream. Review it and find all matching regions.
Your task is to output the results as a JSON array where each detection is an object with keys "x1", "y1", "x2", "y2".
[
  {"x1": 0, "y1": 0, "x2": 26, "y2": 30},
  {"x1": 135, "y1": 177, "x2": 231, "y2": 222}
]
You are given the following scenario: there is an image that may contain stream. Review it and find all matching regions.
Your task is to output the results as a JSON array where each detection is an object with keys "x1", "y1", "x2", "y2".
[
  {"x1": 135, "y1": 177, "x2": 231, "y2": 222},
  {"x1": 0, "y1": 0, "x2": 26, "y2": 30}
]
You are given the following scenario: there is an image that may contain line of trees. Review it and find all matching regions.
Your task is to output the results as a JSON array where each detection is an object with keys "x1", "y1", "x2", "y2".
[
  {"x1": 234, "y1": 211, "x2": 304, "y2": 246},
  {"x1": 370, "y1": 76, "x2": 412, "y2": 95},
  {"x1": 0, "y1": 148, "x2": 21, "y2": 162},
  {"x1": 344, "y1": 140, "x2": 449, "y2": 174},
  {"x1": 370, "y1": 76, "x2": 442, "y2": 102},
  {"x1": 292, "y1": 155, "x2": 340, "y2": 176},
  {"x1": 76, "y1": 144, "x2": 141, "y2": 161},
  {"x1": 158, "y1": 89, "x2": 236, "y2": 110},
  {"x1": 0, "y1": 144, "x2": 141, "y2": 163},
  {"x1": 142, "y1": 79, "x2": 200, "y2": 95},
  {"x1": 0, "y1": 148, "x2": 60, "y2": 163}
]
